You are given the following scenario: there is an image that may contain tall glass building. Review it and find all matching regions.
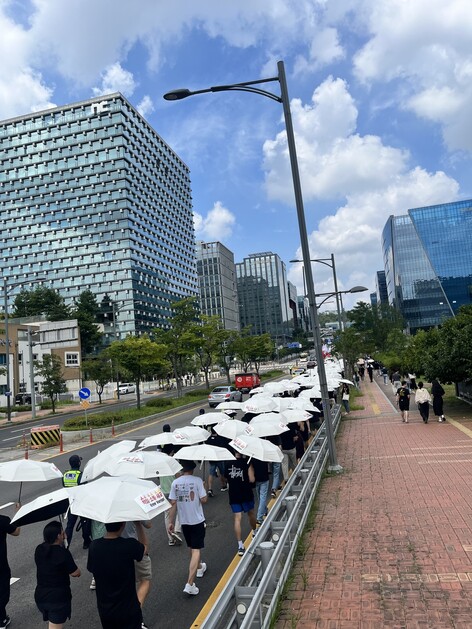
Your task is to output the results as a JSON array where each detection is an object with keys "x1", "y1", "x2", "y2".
[
  {"x1": 236, "y1": 252, "x2": 294, "y2": 344},
  {"x1": 195, "y1": 241, "x2": 239, "y2": 331},
  {"x1": 0, "y1": 93, "x2": 197, "y2": 338},
  {"x1": 382, "y1": 199, "x2": 472, "y2": 332}
]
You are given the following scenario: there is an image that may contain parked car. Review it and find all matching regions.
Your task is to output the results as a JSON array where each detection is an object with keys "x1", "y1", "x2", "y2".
[
  {"x1": 234, "y1": 372, "x2": 261, "y2": 393},
  {"x1": 208, "y1": 385, "x2": 243, "y2": 408},
  {"x1": 118, "y1": 382, "x2": 136, "y2": 395},
  {"x1": 15, "y1": 393, "x2": 32, "y2": 405}
]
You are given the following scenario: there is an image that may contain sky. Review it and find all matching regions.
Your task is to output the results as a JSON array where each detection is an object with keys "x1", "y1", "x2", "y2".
[{"x1": 1, "y1": 0, "x2": 472, "y2": 311}]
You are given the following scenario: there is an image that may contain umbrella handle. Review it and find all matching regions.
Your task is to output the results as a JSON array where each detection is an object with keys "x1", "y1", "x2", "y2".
[{"x1": 18, "y1": 482, "x2": 22, "y2": 504}]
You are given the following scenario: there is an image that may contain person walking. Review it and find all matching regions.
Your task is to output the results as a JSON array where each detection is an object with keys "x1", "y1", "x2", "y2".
[
  {"x1": 252, "y1": 458, "x2": 269, "y2": 526},
  {"x1": 206, "y1": 428, "x2": 228, "y2": 496},
  {"x1": 381, "y1": 366, "x2": 389, "y2": 385},
  {"x1": 87, "y1": 521, "x2": 145, "y2": 629},
  {"x1": 62, "y1": 455, "x2": 91, "y2": 549},
  {"x1": 431, "y1": 379, "x2": 446, "y2": 422},
  {"x1": 391, "y1": 370, "x2": 401, "y2": 396},
  {"x1": 341, "y1": 383, "x2": 350, "y2": 414},
  {"x1": 122, "y1": 521, "x2": 152, "y2": 629},
  {"x1": 396, "y1": 381, "x2": 411, "y2": 423},
  {"x1": 226, "y1": 452, "x2": 257, "y2": 556},
  {"x1": 415, "y1": 382, "x2": 431, "y2": 423},
  {"x1": 367, "y1": 363, "x2": 374, "y2": 382},
  {"x1": 280, "y1": 423, "x2": 298, "y2": 482},
  {"x1": 167, "y1": 460, "x2": 208, "y2": 596},
  {"x1": 0, "y1": 504, "x2": 20, "y2": 629},
  {"x1": 34, "y1": 520, "x2": 81, "y2": 629}
]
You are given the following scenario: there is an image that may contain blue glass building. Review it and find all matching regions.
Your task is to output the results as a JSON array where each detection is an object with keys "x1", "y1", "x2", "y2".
[
  {"x1": 0, "y1": 94, "x2": 197, "y2": 338},
  {"x1": 382, "y1": 199, "x2": 472, "y2": 332}
]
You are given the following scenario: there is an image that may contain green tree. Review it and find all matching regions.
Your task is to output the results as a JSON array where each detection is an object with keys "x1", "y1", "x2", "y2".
[
  {"x1": 12, "y1": 286, "x2": 71, "y2": 321},
  {"x1": 34, "y1": 354, "x2": 67, "y2": 413},
  {"x1": 191, "y1": 315, "x2": 223, "y2": 389},
  {"x1": 106, "y1": 336, "x2": 168, "y2": 408},
  {"x1": 72, "y1": 290, "x2": 102, "y2": 357},
  {"x1": 233, "y1": 327, "x2": 254, "y2": 372},
  {"x1": 81, "y1": 353, "x2": 113, "y2": 404},
  {"x1": 332, "y1": 327, "x2": 364, "y2": 378},
  {"x1": 215, "y1": 329, "x2": 240, "y2": 384},
  {"x1": 347, "y1": 302, "x2": 404, "y2": 354},
  {"x1": 247, "y1": 333, "x2": 274, "y2": 375}
]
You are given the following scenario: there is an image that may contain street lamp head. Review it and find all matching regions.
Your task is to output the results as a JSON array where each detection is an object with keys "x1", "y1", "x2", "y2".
[
  {"x1": 348, "y1": 285, "x2": 368, "y2": 294},
  {"x1": 163, "y1": 89, "x2": 192, "y2": 101}
]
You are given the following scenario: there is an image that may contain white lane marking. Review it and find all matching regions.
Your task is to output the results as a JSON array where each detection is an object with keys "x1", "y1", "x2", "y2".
[
  {"x1": 2, "y1": 436, "x2": 23, "y2": 442},
  {"x1": 10, "y1": 577, "x2": 20, "y2": 585},
  {"x1": 0, "y1": 502, "x2": 14, "y2": 510}
]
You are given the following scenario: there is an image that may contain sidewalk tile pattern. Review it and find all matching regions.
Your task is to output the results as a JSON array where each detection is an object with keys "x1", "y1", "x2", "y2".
[{"x1": 276, "y1": 378, "x2": 472, "y2": 628}]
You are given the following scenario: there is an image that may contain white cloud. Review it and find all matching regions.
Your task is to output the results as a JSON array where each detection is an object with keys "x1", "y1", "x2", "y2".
[
  {"x1": 294, "y1": 27, "x2": 344, "y2": 74},
  {"x1": 92, "y1": 63, "x2": 136, "y2": 97},
  {"x1": 137, "y1": 95, "x2": 154, "y2": 118},
  {"x1": 193, "y1": 201, "x2": 236, "y2": 241}
]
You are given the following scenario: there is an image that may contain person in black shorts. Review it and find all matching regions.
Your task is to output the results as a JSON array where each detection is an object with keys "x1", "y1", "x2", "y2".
[
  {"x1": 396, "y1": 381, "x2": 411, "y2": 423},
  {"x1": 34, "y1": 520, "x2": 81, "y2": 629},
  {"x1": 226, "y1": 452, "x2": 257, "y2": 556},
  {"x1": 0, "y1": 504, "x2": 21, "y2": 629}
]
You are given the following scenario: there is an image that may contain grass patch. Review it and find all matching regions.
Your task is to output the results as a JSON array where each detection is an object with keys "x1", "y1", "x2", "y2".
[{"x1": 349, "y1": 387, "x2": 365, "y2": 411}]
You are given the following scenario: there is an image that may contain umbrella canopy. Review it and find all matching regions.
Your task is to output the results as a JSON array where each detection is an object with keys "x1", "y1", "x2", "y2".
[
  {"x1": 139, "y1": 426, "x2": 210, "y2": 449},
  {"x1": 174, "y1": 444, "x2": 236, "y2": 462},
  {"x1": 82, "y1": 440, "x2": 137, "y2": 482},
  {"x1": 67, "y1": 476, "x2": 170, "y2": 523},
  {"x1": 280, "y1": 409, "x2": 311, "y2": 423},
  {"x1": 214, "y1": 419, "x2": 249, "y2": 441},
  {"x1": 248, "y1": 387, "x2": 265, "y2": 396},
  {"x1": 0, "y1": 459, "x2": 62, "y2": 482},
  {"x1": 245, "y1": 421, "x2": 288, "y2": 438},
  {"x1": 241, "y1": 396, "x2": 278, "y2": 414},
  {"x1": 339, "y1": 378, "x2": 355, "y2": 386},
  {"x1": 176, "y1": 426, "x2": 211, "y2": 443},
  {"x1": 278, "y1": 398, "x2": 322, "y2": 413},
  {"x1": 11, "y1": 488, "x2": 70, "y2": 527},
  {"x1": 249, "y1": 412, "x2": 285, "y2": 424},
  {"x1": 106, "y1": 452, "x2": 182, "y2": 479},
  {"x1": 214, "y1": 401, "x2": 243, "y2": 411},
  {"x1": 299, "y1": 388, "x2": 322, "y2": 399},
  {"x1": 190, "y1": 412, "x2": 231, "y2": 426},
  {"x1": 229, "y1": 435, "x2": 284, "y2": 463},
  {"x1": 260, "y1": 382, "x2": 286, "y2": 395}
]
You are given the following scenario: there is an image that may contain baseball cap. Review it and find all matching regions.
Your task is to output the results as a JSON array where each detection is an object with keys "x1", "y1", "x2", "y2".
[{"x1": 69, "y1": 455, "x2": 82, "y2": 467}]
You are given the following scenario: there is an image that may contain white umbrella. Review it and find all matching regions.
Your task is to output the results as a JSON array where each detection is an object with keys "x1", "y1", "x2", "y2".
[
  {"x1": 177, "y1": 426, "x2": 211, "y2": 443},
  {"x1": 214, "y1": 419, "x2": 249, "y2": 440},
  {"x1": 248, "y1": 387, "x2": 265, "y2": 396},
  {"x1": 278, "y1": 398, "x2": 322, "y2": 413},
  {"x1": 339, "y1": 378, "x2": 355, "y2": 386},
  {"x1": 106, "y1": 452, "x2": 182, "y2": 479},
  {"x1": 67, "y1": 476, "x2": 170, "y2": 523},
  {"x1": 241, "y1": 396, "x2": 278, "y2": 414},
  {"x1": 0, "y1": 459, "x2": 63, "y2": 501},
  {"x1": 139, "y1": 427, "x2": 210, "y2": 449},
  {"x1": 249, "y1": 412, "x2": 285, "y2": 424},
  {"x1": 229, "y1": 435, "x2": 284, "y2": 463},
  {"x1": 245, "y1": 421, "x2": 288, "y2": 438},
  {"x1": 82, "y1": 440, "x2": 137, "y2": 482},
  {"x1": 190, "y1": 412, "x2": 231, "y2": 426},
  {"x1": 215, "y1": 401, "x2": 243, "y2": 411},
  {"x1": 262, "y1": 382, "x2": 288, "y2": 395},
  {"x1": 174, "y1": 444, "x2": 236, "y2": 462},
  {"x1": 11, "y1": 488, "x2": 70, "y2": 526},
  {"x1": 299, "y1": 388, "x2": 322, "y2": 399},
  {"x1": 280, "y1": 409, "x2": 311, "y2": 423}
]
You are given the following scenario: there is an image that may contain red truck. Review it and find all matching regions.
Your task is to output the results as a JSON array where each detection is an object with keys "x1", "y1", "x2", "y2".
[{"x1": 234, "y1": 372, "x2": 261, "y2": 393}]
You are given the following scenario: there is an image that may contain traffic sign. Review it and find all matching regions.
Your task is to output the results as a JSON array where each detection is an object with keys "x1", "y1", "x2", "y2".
[
  {"x1": 79, "y1": 387, "x2": 91, "y2": 400},
  {"x1": 80, "y1": 400, "x2": 90, "y2": 409}
]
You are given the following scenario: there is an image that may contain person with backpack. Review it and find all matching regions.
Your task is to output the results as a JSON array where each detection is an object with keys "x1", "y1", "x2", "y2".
[
  {"x1": 431, "y1": 379, "x2": 446, "y2": 422},
  {"x1": 396, "y1": 381, "x2": 411, "y2": 423}
]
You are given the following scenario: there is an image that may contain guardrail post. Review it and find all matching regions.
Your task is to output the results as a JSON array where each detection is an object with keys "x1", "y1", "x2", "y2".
[
  {"x1": 24, "y1": 442, "x2": 29, "y2": 459},
  {"x1": 59, "y1": 432, "x2": 64, "y2": 453},
  {"x1": 235, "y1": 586, "x2": 258, "y2": 628},
  {"x1": 111, "y1": 419, "x2": 115, "y2": 437},
  {"x1": 89, "y1": 427, "x2": 93, "y2": 444},
  {"x1": 259, "y1": 541, "x2": 276, "y2": 595}
]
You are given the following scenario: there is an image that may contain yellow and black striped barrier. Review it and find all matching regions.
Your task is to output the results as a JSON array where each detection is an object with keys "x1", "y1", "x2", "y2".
[{"x1": 31, "y1": 425, "x2": 60, "y2": 449}]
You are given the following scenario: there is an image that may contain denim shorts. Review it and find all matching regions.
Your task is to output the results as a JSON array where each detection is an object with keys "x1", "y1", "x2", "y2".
[{"x1": 230, "y1": 501, "x2": 255, "y2": 514}]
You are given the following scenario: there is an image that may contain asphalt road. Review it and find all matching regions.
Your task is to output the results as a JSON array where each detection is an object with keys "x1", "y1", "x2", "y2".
[{"x1": 1, "y1": 397, "x2": 253, "y2": 629}]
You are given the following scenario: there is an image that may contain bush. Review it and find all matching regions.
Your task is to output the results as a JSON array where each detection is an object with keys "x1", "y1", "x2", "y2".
[
  {"x1": 185, "y1": 389, "x2": 211, "y2": 398},
  {"x1": 145, "y1": 398, "x2": 174, "y2": 409},
  {"x1": 0, "y1": 405, "x2": 31, "y2": 412}
]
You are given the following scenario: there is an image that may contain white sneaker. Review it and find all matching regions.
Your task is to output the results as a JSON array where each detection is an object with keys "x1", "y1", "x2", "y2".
[
  {"x1": 183, "y1": 583, "x2": 199, "y2": 595},
  {"x1": 89, "y1": 578, "x2": 96, "y2": 590},
  {"x1": 196, "y1": 562, "x2": 207, "y2": 578}
]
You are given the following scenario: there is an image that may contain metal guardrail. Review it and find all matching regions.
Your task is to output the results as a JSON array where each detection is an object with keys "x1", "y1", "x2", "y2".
[{"x1": 200, "y1": 404, "x2": 343, "y2": 629}]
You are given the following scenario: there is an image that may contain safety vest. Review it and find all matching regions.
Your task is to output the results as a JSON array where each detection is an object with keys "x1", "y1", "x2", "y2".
[{"x1": 63, "y1": 469, "x2": 81, "y2": 487}]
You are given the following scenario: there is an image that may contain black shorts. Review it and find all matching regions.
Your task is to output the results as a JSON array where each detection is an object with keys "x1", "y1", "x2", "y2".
[
  {"x1": 182, "y1": 521, "x2": 205, "y2": 549},
  {"x1": 36, "y1": 601, "x2": 71, "y2": 624}
]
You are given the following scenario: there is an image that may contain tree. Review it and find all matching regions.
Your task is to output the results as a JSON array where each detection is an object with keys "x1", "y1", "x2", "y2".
[
  {"x1": 152, "y1": 298, "x2": 200, "y2": 397},
  {"x1": 233, "y1": 327, "x2": 254, "y2": 373},
  {"x1": 192, "y1": 315, "x2": 223, "y2": 389},
  {"x1": 106, "y1": 335, "x2": 168, "y2": 408},
  {"x1": 347, "y1": 302, "x2": 404, "y2": 354},
  {"x1": 81, "y1": 354, "x2": 112, "y2": 404},
  {"x1": 247, "y1": 333, "x2": 274, "y2": 375},
  {"x1": 34, "y1": 354, "x2": 67, "y2": 413},
  {"x1": 12, "y1": 286, "x2": 71, "y2": 321},
  {"x1": 332, "y1": 327, "x2": 364, "y2": 378},
  {"x1": 215, "y1": 329, "x2": 240, "y2": 385},
  {"x1": 72, "y1": 290, "x2": 102, "y2": 357}
]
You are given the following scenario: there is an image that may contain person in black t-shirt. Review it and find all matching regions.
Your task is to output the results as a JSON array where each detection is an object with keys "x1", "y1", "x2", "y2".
[
  {"x1": 396, "y1": 381, "x2": 411, "y2": 423},
  {"x1": 0, "y1": 505, "x2": 20, "y2": 629},
  {"x1": 87, "y1": 521, "x2": 145, "y2": 629},
  {"x1": 34, "y1": 520, "x2": 80, "y2": 628},
  {"x1": 226, "y1": 453, "x2": 257, "y2": 556}
]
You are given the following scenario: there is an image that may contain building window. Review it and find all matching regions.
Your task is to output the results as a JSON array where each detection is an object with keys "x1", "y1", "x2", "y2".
[{"x1": 65, "y1": 352, "x2": 80, "y2": 367}]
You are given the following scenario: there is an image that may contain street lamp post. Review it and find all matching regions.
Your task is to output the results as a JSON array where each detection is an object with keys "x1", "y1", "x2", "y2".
[
  {"x1": 164, "y1": 61, "x2": 343, "y2": 470},
  {"x1": 109, "y1": 299, "x2": 135, "y2": 399}
]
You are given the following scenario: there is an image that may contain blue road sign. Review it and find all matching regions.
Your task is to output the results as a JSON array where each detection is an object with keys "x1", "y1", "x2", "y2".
[{"x1": 79, "y1": 387, "x2": 91, "y2": 400}]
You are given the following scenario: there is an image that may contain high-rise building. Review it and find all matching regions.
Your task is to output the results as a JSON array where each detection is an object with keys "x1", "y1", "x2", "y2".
[
  {"x1": 382, "y1": 199, "x2": 472, "y2": 332},
  {"x1": 236, "y1": 252, "x2": 293, "y2": 344},
  {"x1": 0, "y1": 93, "x2": 197, "y2": 339},
  {"x1": 195, "y1": 241, "x2": 239, "y2": 331},
  {"x1": 375, "y1": 270, "x2": 388, "y2": 305}
]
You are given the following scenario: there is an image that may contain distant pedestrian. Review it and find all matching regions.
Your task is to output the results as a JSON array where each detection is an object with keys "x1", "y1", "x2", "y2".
[
  {"x1": 0, "y1": 503, "x2": 20, "y2": 629},
  {"x1": 408, "y1": 373, "x2": 417, "y2": 390},
  {"x1": 280, "y1": 423, "x2": 298, "y2": 481},
  {"x1": 341, "y1": 383, "x2": 350, "y2": 414},
  {"x1": 206, "y1": 428, "x2": 228, "y2": 496},
  {"x1": 367, "y1": 364, "x2": 374, "y2": 382},
  {"x1": 168, "y1": 460, "x2": 208, "y2": 596},
  {"x1": 353, "y1": 372, "x2": 360, "y2": 389},
  {"x1": 431, "y1": 379, "x2": 446, "y2": 422},
  {"x1": 87, "y1": 521, "x2": 145, "y2": 629},
  {"x1": 359, "y1": 365, "x2": 365, "y2": 381},
  {"x1": 415, "y1": 382, "x2": 431, "y2": 423},
  {"x1": 381, "y1": 366, "x2": 389, "y2": 385},
  {"x1": 396, "y1": 381, "x2": 411, "y2": 423},
  {"x1": 252, "y1": 458, "x2": 269, "y2": 526},
  {"x1": 226, "y1": 452, "x2": 257, "y2": 556},
  {"x1": 391, "y1": 370, "x2": 401, "y2": 395},
  {"x1": 34, "y1": 520, "x2": 81, "y2": 629},
  {"x1": 62, "y1": 455, "x2": 91, "y2": 549}
]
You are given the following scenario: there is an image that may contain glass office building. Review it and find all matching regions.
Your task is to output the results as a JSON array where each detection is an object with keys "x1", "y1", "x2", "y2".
[
  {"x1": 195, "y1": 241, "x2": 240, "y2": 331},
  {"x1": 236, "y1": 252, "x2": 294, "y2": 344},
  {"x1": 0, "y1": 94, "x2": 197, "y2": 337},
  {"x1": 382, "y1": 199, "x2": 472, "y2": 332}
]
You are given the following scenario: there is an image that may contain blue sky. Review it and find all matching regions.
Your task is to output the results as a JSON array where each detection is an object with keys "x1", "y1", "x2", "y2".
[{"x1": 2, "y1": 0, "x2": 471, "y2": 310}]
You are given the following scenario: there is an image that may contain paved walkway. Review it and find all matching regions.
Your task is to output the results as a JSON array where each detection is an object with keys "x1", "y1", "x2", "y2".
[{"x1": 276, "y1": 375, "x2": 472, "y2": 629}]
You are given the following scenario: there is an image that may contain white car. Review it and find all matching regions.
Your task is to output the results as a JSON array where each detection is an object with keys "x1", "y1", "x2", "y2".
[{"x1": 118, "y1": 382, "x2": 136, "y2": 395}]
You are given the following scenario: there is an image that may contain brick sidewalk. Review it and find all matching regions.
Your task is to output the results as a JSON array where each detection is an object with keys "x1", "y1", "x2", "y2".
[{"x1": 276, "y1": 377, "x2": 472, "y2": 629}]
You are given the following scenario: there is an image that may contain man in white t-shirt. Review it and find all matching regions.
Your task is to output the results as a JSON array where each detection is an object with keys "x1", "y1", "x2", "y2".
[{"x1": 168, "y1": 460, "x2": 208, "y2": 596}]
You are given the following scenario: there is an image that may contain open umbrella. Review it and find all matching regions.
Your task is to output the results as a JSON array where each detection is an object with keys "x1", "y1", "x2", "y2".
[
  {"x1": 277, "y1": 398, "x2": 322, "y2": 413},
  {"x1": 174, "y1": 444, "x2": 236, "y2": 462},
  {"x1": 139, "y1": 426, "x2": 210, "y2": 449},
  {"x1": 214, "y1": 419, "x2": 249, "y2": 441},
  {"x1": 214, "y1": 401, "x2": 243, "y2": 411},
  {"x1": 176, "y1": 426, "x2": 211, "y2": 443},
  {"x1": 190, "y1": 412, "x2": 231, "y2": 426},
  {"x1": 0, "y1": 459, "x2": 63, "y2": 501},
  {"x1": 229, "y1": 435, "x2": 284, "y2": 463},
  {"x1": 241, "y1": 396, "x2": 278, "y2": 414},
  {"x1": 249, "y1": 412, "x2": 285, "y2": 424},
  {"x1": 339, "y1": 378, "x2": 355, "y2": 386},
  {"x1": 82, "y1": 440, "x2": 137, "y2": 482},
  {"x1": 245, "y1": 421, "x2": 288, "y2": 438},
  {"x1": 67, "y1": 476, "x2": 170, "y2": 523},
  {"x1": 11, "y1": 488, "x2": 70, "y2": 527},
  {"x1": 106, "y1": 452, "x2": 182, "y2": 479},
  {"x1": 280, "y1": 409, "x2": 311, "y2": 423}
]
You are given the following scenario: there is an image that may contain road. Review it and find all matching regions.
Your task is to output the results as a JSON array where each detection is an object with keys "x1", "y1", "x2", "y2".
[{"x1": 1, "y1": 396, "x2": 254, "y2": 629}]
